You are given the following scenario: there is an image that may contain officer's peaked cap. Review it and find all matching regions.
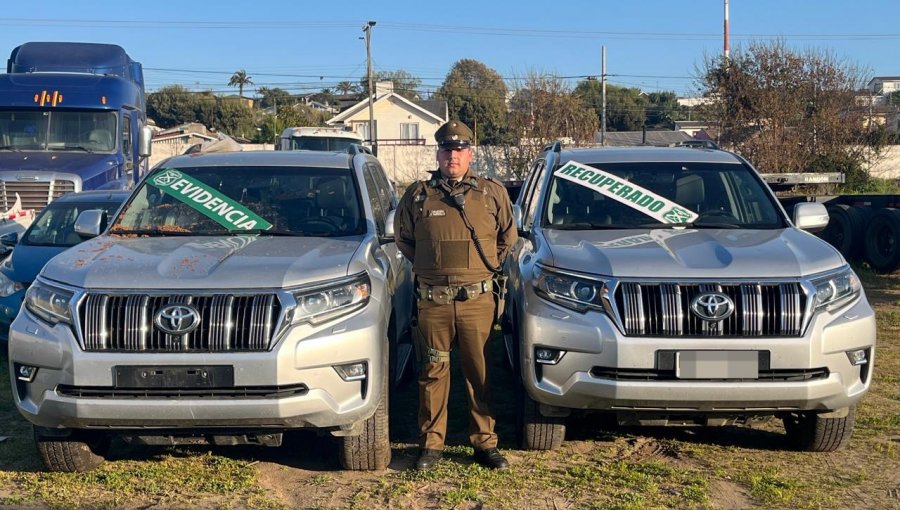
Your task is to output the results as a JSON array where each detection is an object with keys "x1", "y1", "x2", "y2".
[{"x1": 435, "y1": 120, "x2": 473, "y2": 149}]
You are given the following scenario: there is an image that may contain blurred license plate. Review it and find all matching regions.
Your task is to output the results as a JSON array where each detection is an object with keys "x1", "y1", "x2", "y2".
[{"x1": 675, "y1": 351, "x2": 758, "y2": 379}]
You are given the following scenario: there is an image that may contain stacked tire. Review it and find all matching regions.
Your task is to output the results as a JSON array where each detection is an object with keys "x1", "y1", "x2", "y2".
[
  {"x1": 863, "y1": 208, "x2": 900, "y2": 274},
  {"x1": 819, "y1": 204, "x2": 900, "y2": 274}
]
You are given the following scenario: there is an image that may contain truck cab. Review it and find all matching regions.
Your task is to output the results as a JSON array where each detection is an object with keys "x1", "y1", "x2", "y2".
[
  {"x1": 277, "y1": 126, "x2": 365, "y2": 152},
  {"x1": 0, "y1": 42, "x2": 151, "y2": 212}
]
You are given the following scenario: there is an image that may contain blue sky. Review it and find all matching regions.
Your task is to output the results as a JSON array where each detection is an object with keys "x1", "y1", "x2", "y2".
[{"x1": 1, "y1": 0, "x2": 897, "y2": 97}]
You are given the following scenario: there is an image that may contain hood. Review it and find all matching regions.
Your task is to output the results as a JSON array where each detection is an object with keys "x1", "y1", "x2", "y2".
[
  {"x1": 41, "y1": 235, "x2": 363, "y2": 290},
  {"x1": 6, "y1": 244, "x2": 70, "y2": 285},
  {"x1": 0, "y1": 152, "x2": 118, "y2": 179},
  {"x1": 542, "y1": 227, "x2": 844, "y2": 279}
]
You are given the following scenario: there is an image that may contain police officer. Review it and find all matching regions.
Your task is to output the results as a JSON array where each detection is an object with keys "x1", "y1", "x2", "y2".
[{"x1": 394, "y1": 120, "x2": 517, "y2": 470}]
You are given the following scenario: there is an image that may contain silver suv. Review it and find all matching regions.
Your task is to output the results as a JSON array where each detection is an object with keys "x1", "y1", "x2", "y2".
[
  {"x1": 506, "y1": 145, "x2": 876, "y2": 452},
  {"x1": 8, "y1": 148, "x2": 414, "y2": 471}
]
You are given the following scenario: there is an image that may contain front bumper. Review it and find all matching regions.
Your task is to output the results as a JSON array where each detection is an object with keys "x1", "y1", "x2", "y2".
[
  {"x1": 8, "y1": 298, "x2": 387, "y2": 431},
  {"x1": 518, "y1": 284, "x2": 876, "y2": 414}
]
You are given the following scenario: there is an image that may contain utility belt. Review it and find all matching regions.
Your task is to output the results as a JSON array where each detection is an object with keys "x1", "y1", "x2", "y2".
[{"x1": 418, "y1": 279, "x2": 492, "y2": 305}]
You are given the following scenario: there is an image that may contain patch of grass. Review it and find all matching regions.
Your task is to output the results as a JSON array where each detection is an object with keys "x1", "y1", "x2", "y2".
[
  {"x1": 744, "y1": 469, "x2": 798, "y2": 505},
  {"x1": 877, "y1": 310, "x2": 900, "y2": 329},
  {"x1": 857, "y1": 413, "x2": 900, "y2": 435},
  {"x1": 307, "y1": 474, "x2": 330, "y2": 487}
]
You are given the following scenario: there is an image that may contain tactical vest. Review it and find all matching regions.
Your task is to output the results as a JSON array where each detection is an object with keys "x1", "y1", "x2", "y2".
[{"x1": 411, "y1": 177, "x2": 499, "y2": 285}]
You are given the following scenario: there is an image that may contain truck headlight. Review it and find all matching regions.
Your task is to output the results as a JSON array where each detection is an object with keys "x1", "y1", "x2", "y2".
[
  {"x1": 24, "y1": 280, "x2": 74, "y2": 325},
  {"x1": 290, "y1": 273, "x2": 370, "y2": 325},
  {"x1": 0, "y1": 270, "x2": 23, "y2": 298},
  {"x1": 810, "y1": 267, "x2": 861, "y2": 311},
  {"x1": 533, "y1": 264, "x2": 608, "y2": 313}
]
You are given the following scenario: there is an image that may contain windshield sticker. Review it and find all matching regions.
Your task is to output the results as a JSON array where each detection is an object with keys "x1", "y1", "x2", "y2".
[
  {"x1": 554, "y1": 161, "x2": 699, "y2": 224},
  {"x1": 590, "y1": 229, "x2": 696, "y2": 249},
  {"x1": 148, "y1": 169, "x2": 272, "y2": 231}
]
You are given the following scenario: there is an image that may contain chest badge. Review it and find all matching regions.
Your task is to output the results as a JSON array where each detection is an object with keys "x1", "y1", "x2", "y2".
[{"x1": 428, "y1": 209, "x2": 446, "y2": 217}]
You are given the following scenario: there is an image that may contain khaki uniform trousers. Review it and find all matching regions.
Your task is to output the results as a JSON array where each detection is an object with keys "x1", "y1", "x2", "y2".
[{"x1": 416, "y1": 290, "x2": 497, "y2": 450}]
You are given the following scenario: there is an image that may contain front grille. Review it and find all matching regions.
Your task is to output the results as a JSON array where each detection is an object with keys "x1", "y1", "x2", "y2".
[
  {"x1": 614, "y1": 282, "x2": 806, "y2": 337},
  {"x1": 0, "y1": 179, "x2": 76, "y2": 210},
  {"x1": 56, "y1": 383, "x2": 308, "y2": 399},
  {"x1": 79, "y1": 293, "x2": 281, "y2": 352},
  {"x1": 590, "y1": 366, "x2": 829, "y2": 382}
]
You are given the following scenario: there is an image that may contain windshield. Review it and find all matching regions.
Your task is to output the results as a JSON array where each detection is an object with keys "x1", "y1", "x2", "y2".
[
  {"x1": 291, "y1": 136, "x2": 360, "y2": 152},
  {"x1": 111, "y1": 166, "x2": 365, "y2": 237},
  {"x1": 0, "y1": 110, "x2": 117, "y2": 152},
  {"x1": 542, "y1": 161, "x2": 786, "y2": 229},
  {"x1": 23, "y1": 200, "x2": 123, "y2": 247}
]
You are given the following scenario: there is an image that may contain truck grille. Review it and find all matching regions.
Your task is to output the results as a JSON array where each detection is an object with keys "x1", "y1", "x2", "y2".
[
  {"x1": 79, "y1": 293, "x2": 281, "y2": 352},
  {"x1": 614, "y1": 282, "x2": 806, "y2": 337},
  {"x1": 0, "y1": 179, "x2": 76, "y2": 210}
]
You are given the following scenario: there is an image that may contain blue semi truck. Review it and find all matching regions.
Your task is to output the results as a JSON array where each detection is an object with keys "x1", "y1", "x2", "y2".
[{"x1": 0, "y1": 42, "x2": 152, "y2": 212}]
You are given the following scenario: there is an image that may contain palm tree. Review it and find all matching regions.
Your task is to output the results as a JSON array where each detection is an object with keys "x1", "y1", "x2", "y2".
[
  {"x1": 336, "y1": 81, "x2": 358, "y2": 95},
  {"x1": 228, "y1": 69, "x2": 254, "y2": 98}
]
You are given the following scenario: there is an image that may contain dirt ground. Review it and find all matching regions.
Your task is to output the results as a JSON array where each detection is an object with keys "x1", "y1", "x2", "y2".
[{"x1": 1, "y1": 270, "x2": 898, "y2": 510}]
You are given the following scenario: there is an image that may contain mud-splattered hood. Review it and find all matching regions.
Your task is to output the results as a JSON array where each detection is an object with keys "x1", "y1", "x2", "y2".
[{"x1": 40, "y1": 235, "x2": 364, "y2": 290}]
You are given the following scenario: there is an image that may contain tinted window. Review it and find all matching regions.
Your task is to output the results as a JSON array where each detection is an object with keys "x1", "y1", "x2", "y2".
[
  {"x1": 363, "y1": 165, "x2": 386, "y2": 235},
  {"x1": 291, "y1": 136, "x2": 359, "y2": 152},
  {"x1": 23, "y1": 200, "x2": 122, "y2": 247},
  {"x1": 542, "y1": 161, "x2": 785, "y2": 229},
  {"x1": 113, "y1": 166, "x2": 364, "y2": 237}
]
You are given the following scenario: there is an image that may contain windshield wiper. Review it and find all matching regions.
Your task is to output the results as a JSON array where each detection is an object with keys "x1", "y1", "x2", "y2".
[
  {"x1": 548, "y1": 223, "x2": 631, "y2": 230},
  {"x1": 219, "y1": 229, "x2": 301, "y2": 236},
  {"x1": 636, "y1": 221, "x2": 742, "y2": 229},
  {"x1": 61, "y1": 145, "x2": 95, "y2": 153},
  {"x1": 0, "y1": 145, "x2": 20, "y2": 152},
  {"x1": 109, "y1": 228, "x2": 197, "y2": 236}
]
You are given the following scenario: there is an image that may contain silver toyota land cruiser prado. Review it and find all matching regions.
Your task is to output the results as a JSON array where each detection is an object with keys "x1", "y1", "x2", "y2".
[
  {"x1": 8, "y1": 148, "x2": 414, "y2": 471},
  {"x1": 506, "y1": 144, "x2": 876, "y2": 452}
]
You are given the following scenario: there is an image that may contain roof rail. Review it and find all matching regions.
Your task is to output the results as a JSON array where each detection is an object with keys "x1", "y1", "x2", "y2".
[{"x1": 541, "y1": 141, "x2": 563, "y2": 154}]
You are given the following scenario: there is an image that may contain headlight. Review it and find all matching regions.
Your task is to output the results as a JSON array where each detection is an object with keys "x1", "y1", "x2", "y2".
[
  {"x1": 290, "y1": 273, "x2": 371, "y2": 325},
  {"x1": 24, "y1": 280, "x2": 74, "y2": 325},
  {"x1": 810, "y1": 267, "x2": 861, "y2": 311},
  {"x1": 533, "y1": 264, "x2": 608, "y2": 313},
  {"x1": 0, "y1": 270, "x2": 23, "y2": 298}
]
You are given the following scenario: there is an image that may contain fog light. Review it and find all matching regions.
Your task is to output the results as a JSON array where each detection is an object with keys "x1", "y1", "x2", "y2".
[
  {"x1": 535, "y1": 347, "x2": 565, "y2": 365},
  {"x1": 846, "y1": 349, "x2": 867, "y2": 366},
  {"x1": 15, "y1": 363, "x2": 37, "y2": 382},
  {"x1": 334, "y1": 362, "x2": 367, "y2": 381}
]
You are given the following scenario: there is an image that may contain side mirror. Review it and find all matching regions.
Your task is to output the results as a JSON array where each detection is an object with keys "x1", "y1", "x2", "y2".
[
  {"x1": 793, "y1": 202, "x2": 829, "y2": 232},
  {"x1": 138, "y1": 126, "x2": 153, "y2": 158},
  {"x1": 512, "y1": 204, "x2": 523, "y2": 231},
  {"x1": 381, "y1": 209, "x2": 396, "y2": 243},
  {"x1": 0, "y1": 231, "x2": 18, "y2": 247},
  {"x1": 74, "y1": 210, "x2": 106, "y2": 238}
]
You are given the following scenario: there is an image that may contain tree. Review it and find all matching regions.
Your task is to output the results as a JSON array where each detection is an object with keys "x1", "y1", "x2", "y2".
[
  {"x1": 435, "y1": 59, "x2": 508, "y2": 145},
  {"x1": 574, "y1": 80, "x2": 652, "y2": 131},
  {"x1": 336, "y1": 81, "x2": 358, "y2": 95},
  {"x1": 359, "y1": 69, "x2": 422, "y2": 100},
  {"x1": 503, "y1": 73, "x2": 598, "y2": 178},
  {"x1": 256, "y1": 87, "x2": 292, "y2": 110},
  {"x1": 228, "y1": 69, "x2": 254, "y2": 98},
  {"x1": 645, "y1": 91, "x2": 684, "y2": 129},
  {"x1": 696, "y1": 40, "x2": 879, "y2": 174},
  {"x1": 147, "y1": 85, "x2": 199, "y2": 129}
]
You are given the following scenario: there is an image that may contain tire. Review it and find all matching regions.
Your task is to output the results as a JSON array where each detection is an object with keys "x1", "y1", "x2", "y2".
[
  {"x1": 34, "y1": 427, "x2": 109, "y2": 472},
  {"x1": 519, "y1": 391, "x2": 566, "y2": 451},
  {"x1": 863, "y1": 208, "x2": 900, "y2": 274},
  {"x1": 782, "y1": 406, "x2": 856, "y2": 452},
  {"x1": 339, "y1": 378, "x2": 391, "y2": 470},
  {"x1": 821, "y1": 205, "x2": 871, "y2": 261}
]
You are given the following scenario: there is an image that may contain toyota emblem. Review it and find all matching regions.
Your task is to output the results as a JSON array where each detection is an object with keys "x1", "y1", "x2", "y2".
[
  {"x1": 154, "y1": 304, "x2": 201, "y2": 335},
  {"x1": 690, "y1": 292, "x2": 735, "y2": 321}
]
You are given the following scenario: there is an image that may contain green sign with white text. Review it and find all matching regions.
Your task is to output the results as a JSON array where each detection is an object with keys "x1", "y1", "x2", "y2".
[
  {"x1": 554, "y1": 161, "x2": 698, "y2": 224},
  {"x1": 148, "y1": 169, "x2": 273, "y2": 231}
]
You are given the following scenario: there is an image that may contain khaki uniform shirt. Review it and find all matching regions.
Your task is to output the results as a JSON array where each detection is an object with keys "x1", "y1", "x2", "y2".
[{"x1": 394, "y1": 170, "x2": 517, "y2": 286}]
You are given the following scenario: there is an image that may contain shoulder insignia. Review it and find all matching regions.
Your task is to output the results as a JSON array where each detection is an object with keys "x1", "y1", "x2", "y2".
[{"x1": 414, "y1": 193, "x2": 426, "y2": 203}]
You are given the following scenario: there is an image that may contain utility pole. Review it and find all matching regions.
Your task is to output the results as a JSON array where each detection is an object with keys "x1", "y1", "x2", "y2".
[
  {"x1": 724, "y1": 0, "x2": 730, "y2": 61},
  {"x1": 363, "y1": 21, "x2": 377, "y2": 155},
  {"x1": 601, "y1": 46, "x2": 607, "y2": 146}
]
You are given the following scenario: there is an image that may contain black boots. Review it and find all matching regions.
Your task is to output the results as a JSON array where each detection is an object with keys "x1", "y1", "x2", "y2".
[
  {"x1": 473, "y1": 447, "x2": 509, "y2": 470},
  {"x1": 415, "y1": 448, "x2": 443, "y2": 470}
]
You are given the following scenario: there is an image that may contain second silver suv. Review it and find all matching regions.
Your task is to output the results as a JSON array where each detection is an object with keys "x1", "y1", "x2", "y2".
[
  {"x1": 505, "y1": 145, "x2": 876, "y2": 452},
  {"x1": 8, "y1": 148, "x2": 414, "y2": 471}
]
